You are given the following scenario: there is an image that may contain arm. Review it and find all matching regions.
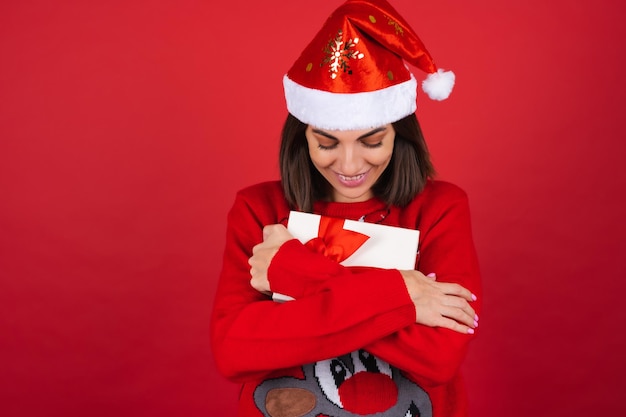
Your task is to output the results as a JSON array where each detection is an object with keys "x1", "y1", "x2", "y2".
[
  {"x1": 249, "y1": 186, "x2": 481, "y2": 387},
  {"x1": 364, "y1": 191, "x2": 482, "y2": 387},
  {"x1": 210, "y1": 191, "x2": 416, "y2": 382},
  {"x1": 264, "y1": 229, "x2": 476, "y2": 334}
]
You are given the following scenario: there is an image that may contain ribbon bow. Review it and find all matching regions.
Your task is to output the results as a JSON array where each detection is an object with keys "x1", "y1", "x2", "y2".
[{"x1": 304, "y1": 216, "x2": 370, "y2": 263}]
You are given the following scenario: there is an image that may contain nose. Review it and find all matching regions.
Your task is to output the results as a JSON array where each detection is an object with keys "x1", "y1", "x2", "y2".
[
  {"x1": 338, "y1": 145, "x2": 360, "y2": 175},
  {"x1": 338, "y1": 372, "x2": 398, "y2": 414}
]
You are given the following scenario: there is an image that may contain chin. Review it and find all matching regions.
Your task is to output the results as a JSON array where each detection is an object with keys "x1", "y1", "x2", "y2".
[{"x1": 334, "y1": 186, "x2": 373, "y2": 203}]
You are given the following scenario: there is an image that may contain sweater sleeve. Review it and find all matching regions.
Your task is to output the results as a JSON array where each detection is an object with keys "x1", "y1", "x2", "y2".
[
  {"x1": 210, "y1": 189, "x2": 416, "y2": 383},
  {"x1": 261, "y1": 185, "x2": 482, "y2": 388},
  {"x1": 364, "y1": 189, "x2": 482, "y2": 387}
]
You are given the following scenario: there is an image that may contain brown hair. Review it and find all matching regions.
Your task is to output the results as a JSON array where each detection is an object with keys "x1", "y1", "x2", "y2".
[{"x1": 279, "y1": 113, "x2": 434, "y2": 212}]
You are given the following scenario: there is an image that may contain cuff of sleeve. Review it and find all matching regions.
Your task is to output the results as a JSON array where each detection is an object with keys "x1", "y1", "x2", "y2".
[{"x1": 269, "y1": 238, "x2": 345, "y2": 299}]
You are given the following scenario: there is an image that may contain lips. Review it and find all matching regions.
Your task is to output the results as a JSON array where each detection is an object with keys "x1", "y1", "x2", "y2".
[{"x1": 336, "y1": 171, "x2": 368, "y2": 187}]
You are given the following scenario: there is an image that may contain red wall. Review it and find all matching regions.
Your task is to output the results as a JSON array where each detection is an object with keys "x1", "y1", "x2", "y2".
[{"x1": 1, "y1": 1, "x2": 624, "y2": 416}]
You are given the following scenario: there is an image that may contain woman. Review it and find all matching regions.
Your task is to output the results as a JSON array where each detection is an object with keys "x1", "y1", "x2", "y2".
[{"x1": 211, "y1": 1, "x2": 481, "y2": 416}]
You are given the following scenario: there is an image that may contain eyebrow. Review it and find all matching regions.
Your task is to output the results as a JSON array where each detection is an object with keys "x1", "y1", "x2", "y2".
[{"x1": 311, "y1": 127, "x2": 387, "y2": 141}]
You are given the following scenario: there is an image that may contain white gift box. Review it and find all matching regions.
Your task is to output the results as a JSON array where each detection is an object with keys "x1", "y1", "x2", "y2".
[{"x1": 272, "y1": 211, "x2": 420, "y2": 302}]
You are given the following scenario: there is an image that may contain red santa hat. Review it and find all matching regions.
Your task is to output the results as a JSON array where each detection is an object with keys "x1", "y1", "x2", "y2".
[{"x1": 283, "y1": 0, "x2": 454, "y2": 130}]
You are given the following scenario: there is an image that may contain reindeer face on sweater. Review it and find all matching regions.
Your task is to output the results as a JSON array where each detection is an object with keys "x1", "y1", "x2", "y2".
[{"x1": 253, "y1": 350, "x2": 432, "y2": 417}]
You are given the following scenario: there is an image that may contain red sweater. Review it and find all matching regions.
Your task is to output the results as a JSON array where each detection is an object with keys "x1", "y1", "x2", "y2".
[{"x1": 211, "y1": 180, "x2": 482, "y2": 417}]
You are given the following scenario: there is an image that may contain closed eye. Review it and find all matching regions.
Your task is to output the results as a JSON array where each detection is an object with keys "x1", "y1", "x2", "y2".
[
  {"x1": 360, "y1": 140, "x2": 383, "y2": 149},
  {"x1": 317, "y1": 142, "x2": 338, "y2": 150},
  {"x1": 312, "y1": 127, "x2": 386, "y2": 151}
]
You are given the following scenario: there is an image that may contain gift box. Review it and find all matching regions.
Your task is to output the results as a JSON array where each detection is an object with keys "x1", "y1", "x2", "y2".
[{"x1": 272, "y1": 211, "x2": 420, "y2": 302}]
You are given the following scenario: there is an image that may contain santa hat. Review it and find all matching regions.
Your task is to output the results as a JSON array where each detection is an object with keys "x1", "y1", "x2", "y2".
[{"x1": 283, "y1": 0, "x2": 454, "y2": 130}]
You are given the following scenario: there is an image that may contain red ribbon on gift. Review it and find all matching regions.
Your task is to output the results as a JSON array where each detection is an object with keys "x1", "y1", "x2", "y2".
[{"x1": 304, "y1": 216, "x2": 370, "y2": 263}]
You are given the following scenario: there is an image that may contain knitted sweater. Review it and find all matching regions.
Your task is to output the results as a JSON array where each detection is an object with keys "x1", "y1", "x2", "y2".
[{"x1": 211, "y1": 180, "x2": 481, "y2": 417}]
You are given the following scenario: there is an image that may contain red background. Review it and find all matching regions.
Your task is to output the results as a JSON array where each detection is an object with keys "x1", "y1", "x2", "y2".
[{"x1": 1, "y1": 0, "x2": 625, "y2": 416}]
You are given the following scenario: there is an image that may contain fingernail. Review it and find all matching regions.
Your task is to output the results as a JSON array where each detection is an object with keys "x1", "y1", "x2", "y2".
[
  {"x1": 474, "y1": 320, "x2": 479, "y2": 328},
  {"x1": 467, "y1": 328, "x2": 475, "y2": 335},
  {"x1": 475, "y1": 314, "x2": 479, "y2": 321},
  {"x1": 471, "y1": 294, "x2": 477, "y2": 301},
  {"x1": 426, "y1": 272, "x2": 436, "y2": 278}
]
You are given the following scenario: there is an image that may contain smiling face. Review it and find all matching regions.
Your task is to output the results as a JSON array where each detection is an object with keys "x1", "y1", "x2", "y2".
[{"x1": 305, "y1": 124, "x2": 395, "y2": 203}]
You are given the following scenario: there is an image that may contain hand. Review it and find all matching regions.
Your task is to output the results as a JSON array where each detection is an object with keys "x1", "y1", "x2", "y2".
[
  {"x1": 248, "y1": 224, "x2": 294, "y2": 295},
  {"x1": 400, "y1": 270, "x2": 478, "y2": 334}
]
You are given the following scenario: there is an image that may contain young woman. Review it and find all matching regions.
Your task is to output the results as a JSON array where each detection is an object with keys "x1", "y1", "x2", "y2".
[{"x1": 211, "y1": 1, "x2": 481, "y2": 416}]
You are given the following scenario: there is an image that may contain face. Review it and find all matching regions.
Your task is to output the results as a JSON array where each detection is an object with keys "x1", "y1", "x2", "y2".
[{"x1": 305, "y1": 124, "x2": 395, "y2": 203}]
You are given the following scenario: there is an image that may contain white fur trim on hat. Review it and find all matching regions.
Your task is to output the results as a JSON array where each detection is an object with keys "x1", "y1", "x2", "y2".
[{"x1": 283, "y1": 75, "x2": 417, "y2": 130}]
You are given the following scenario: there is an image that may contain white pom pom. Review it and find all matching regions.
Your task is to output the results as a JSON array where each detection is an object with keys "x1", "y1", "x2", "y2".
[{"x1": 421, "y1": 69, "x2": 455, "y2": 101}]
